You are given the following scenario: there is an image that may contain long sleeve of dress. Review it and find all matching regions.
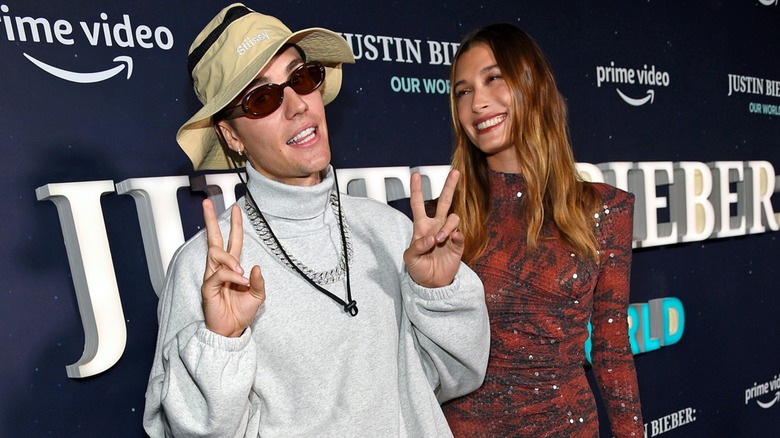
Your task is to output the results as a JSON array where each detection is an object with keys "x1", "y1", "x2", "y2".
[{"x1": 590, "y1": 186, "x2": 644, "y2": 437}]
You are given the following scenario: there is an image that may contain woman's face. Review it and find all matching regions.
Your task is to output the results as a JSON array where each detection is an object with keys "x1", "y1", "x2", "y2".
[{"x1": 453, "y1": 43, "x2": 518, "y2": 172}]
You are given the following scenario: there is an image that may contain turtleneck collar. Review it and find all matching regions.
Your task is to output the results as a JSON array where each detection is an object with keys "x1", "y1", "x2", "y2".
[
  {"x1": 245, "y1": 163, "x2": 334, "y2": 220},
  {"x1": 488, "y1": 168, "x2": 525, "y2": 199}
]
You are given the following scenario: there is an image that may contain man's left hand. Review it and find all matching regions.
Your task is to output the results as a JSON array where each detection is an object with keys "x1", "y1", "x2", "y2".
[{"x1": 403, "y1": 169, "x2": 465, "y2": 288}]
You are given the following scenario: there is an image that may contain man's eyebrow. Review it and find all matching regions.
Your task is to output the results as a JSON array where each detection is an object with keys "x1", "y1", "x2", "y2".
[
  {"x1": 285, "y1": 57, "x2": 304, "y2": 73},
  {"x1": 251, "y1": 57, "x2": 305, "y2": 85},
  {"x1": 234, "y1": 53, "x2": 309, "y2": 103}
]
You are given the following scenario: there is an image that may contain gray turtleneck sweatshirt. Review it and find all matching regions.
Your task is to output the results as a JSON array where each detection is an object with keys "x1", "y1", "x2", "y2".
[{"x1": 143, "y1": 164, "x2": 489, "y2": 437}]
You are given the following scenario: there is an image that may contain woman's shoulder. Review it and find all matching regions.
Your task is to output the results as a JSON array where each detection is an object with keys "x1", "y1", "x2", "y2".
[
  {"x1": 583, "y1": 182, "x2": 635, "y2": 236},
  {"x1": 586, "y1": 182, "x2": 635, "y2": 208}
]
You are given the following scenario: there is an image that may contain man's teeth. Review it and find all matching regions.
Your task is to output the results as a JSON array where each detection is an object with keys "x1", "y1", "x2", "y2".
[
  {"x1": 477, "y1": 115, "x2": 506, "y2": 131},
  {"x1": 287, "y1": 127, "x2": 315, "y2": 145}
]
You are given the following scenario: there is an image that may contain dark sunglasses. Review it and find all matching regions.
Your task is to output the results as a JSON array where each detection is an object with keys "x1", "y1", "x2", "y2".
[{"x1": 219, "y1": 61, "x2": 326, "y2": 120}]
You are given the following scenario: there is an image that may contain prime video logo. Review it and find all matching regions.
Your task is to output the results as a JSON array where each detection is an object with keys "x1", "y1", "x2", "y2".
[
  {"x1": 745, "y1": 374, "x2": 780, "y2": 409},
  {"x1": 595, "y1": 62, "x2": 671, "y2": 107},
  {"x1": 0, "y1": 4, "x2": 173, "y2": 83}
]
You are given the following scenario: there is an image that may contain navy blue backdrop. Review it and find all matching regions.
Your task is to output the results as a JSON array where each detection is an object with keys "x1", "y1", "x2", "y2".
[{"x1": 2, "y1": 1, "x2": 779, "y2": 436}]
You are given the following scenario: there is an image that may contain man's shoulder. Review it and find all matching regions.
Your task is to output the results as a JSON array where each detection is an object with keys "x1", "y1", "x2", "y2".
[
  {"x1": 342, "y1": 193, "x2": 408, "y2": 214},
  {"x1": 340, "y1": 194, "x2": 412, "y2": 229},
  {"x1": 169, "y1": 228, "x2": 208, "y2": 267}
]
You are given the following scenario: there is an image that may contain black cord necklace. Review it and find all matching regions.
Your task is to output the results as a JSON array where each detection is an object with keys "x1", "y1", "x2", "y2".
[{"x1": 239, "y1": 169, "x2": 358, "y2": 316}]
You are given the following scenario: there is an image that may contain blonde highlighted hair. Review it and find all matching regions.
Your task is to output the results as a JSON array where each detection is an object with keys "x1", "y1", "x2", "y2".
[{"x1": 449, "y1": 24, "x2": 601, "y2": 264}]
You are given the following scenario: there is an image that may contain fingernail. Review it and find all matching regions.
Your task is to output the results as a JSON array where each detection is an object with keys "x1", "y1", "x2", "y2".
[
  {"x1": 436, "y1": 232, "x2": 446, "y2": 242},
  {"x1": 235, "y1": 265, "x2": 244, "y2": 275}
]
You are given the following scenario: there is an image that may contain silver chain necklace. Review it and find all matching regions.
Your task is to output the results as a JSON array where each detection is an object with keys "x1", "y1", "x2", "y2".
[
  {"x1": 243, "y1": 192, "x2": 353, "y2": 285},
  {"x1": 242, "y1": 181, "x2": 358, "y2": 316}
]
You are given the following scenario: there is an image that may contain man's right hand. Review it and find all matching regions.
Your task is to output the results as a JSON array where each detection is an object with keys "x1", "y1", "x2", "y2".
[{"x1": 201, "y1": 200, "x2": 265, "y2": 338}]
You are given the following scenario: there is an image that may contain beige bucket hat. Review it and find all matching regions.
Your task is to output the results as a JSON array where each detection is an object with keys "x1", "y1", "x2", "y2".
[{"x1": 177, "y1": 3, "x2": 355, "y2": 170}]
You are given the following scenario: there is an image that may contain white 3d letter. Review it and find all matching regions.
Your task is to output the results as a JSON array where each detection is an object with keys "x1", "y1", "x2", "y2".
[{"x1": 35, "y1": 181, "x2": 126, "y2": 378}]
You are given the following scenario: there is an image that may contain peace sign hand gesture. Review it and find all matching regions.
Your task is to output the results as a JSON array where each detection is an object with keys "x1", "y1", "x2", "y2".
[
  {"x1": 403, "y1": 170, "x2": 465, "y2": 288},
  {"x1": 201, "y1": 200, "x2": 265, "y2": 338}
]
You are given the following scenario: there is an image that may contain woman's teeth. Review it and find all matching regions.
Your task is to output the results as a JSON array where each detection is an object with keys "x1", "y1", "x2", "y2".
[{"x1": 477, "y1": 115, "x2": 506, "y2": 131}]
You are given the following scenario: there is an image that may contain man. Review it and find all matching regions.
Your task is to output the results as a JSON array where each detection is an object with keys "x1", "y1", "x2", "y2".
[{"x1": 143, "y1": 4, "x2": 489, "y2": 437}]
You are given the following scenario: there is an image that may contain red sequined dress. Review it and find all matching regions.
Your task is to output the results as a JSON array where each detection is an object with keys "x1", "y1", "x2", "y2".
[{"x1": 443, "y1": 170, "x2": 643, "y2": 437}]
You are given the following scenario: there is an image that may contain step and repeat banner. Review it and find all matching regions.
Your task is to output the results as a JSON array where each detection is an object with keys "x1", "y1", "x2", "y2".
[{"x1": 1, "y1": 1, "x2": 778, "y2": 436}]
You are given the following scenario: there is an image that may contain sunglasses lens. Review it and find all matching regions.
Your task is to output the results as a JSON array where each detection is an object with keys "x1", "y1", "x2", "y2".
[
  {"x1": 290, "y1": 63, "x2": 325, "y2": 95},
  {"x1": 245, "y1": 86, "x2": 283, "y2": 118},
  {"x1": 238, "y1": 62, "x2": 325, "y2": 119}
]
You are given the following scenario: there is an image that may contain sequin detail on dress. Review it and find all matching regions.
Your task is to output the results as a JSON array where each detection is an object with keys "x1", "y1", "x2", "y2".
[{"x1": 442, "y1": 171, "x2": 643, "y2": 437}]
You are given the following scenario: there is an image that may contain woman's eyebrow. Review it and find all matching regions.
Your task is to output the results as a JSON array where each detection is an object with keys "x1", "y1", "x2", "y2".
[
  {"x1": 453, "y1": 64, "x2": 501, "y2": 88},
  {"x1": 481, "y1": 64, "x2": 500, "y2": 74}
]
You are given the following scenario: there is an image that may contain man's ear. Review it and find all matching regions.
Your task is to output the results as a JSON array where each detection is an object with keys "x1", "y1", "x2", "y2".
[{"x1": 216, "y1": 120, "x2": 244, "y2": 154}]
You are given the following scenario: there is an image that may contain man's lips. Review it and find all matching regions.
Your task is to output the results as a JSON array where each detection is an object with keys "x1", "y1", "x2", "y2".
[{"x1": 287, "y1": 126, "x2": 316, "y2": 145}]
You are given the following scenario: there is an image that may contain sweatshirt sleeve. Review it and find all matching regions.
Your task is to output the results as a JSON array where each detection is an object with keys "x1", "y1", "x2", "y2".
[
  {"x1": 401, "y1": 262, "x2": 490, "y2": 403},
  {"x1": 143, "y1": 237, "x2": 261, "y2": 438},
  {"x1": 589, "y1": 187, "x2": 644, "y2": 437}
]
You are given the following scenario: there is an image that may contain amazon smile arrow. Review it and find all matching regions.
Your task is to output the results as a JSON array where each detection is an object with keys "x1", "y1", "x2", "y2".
[
  {"x1": 23, "y1": 53, "x2": 134, "y2": 84},
  {"x1": 616, "y1": 88, "x2": 655, "y2": 106}
]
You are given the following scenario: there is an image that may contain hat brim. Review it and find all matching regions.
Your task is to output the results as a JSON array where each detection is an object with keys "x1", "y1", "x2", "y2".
[{"x1": 177, "y1": 28, "x2": 355, "y2": 170}]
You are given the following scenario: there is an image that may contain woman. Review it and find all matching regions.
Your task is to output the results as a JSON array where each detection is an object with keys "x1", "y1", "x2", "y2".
[{"x1": 440, "y1": 24, "x2": 643, "y2": 437}]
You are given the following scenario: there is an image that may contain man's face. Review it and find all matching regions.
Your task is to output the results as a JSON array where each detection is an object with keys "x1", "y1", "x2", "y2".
[{"x1": 219, "y1": 46, "x2": 331, "y2": 186}]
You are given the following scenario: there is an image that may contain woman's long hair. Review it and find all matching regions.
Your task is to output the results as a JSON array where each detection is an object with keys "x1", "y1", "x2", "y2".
[{"x1": 449, "y1": 24, "x2": 601, "y2": 264}]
